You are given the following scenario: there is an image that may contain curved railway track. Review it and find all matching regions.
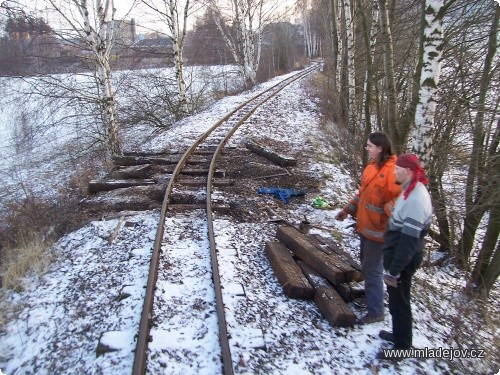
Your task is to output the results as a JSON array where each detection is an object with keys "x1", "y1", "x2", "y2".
[{"x1": 133, "y1": 64, "x2": 320, "y2": 375}]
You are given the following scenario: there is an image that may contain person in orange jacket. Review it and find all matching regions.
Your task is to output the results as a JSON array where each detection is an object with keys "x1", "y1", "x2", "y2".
[{"x1": 336, "y1": 132, "x2": 401, "y2": 324}]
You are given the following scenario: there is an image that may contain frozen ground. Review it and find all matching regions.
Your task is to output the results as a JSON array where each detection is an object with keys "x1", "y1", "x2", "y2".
[{"x1": 0, "y1": 69, "x2": 499, "y2": 375}]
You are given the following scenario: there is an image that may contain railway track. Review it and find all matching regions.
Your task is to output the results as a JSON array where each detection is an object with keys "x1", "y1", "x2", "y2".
[{"x1": 132, "y1": 64, "x2": 320, "y2": 375}]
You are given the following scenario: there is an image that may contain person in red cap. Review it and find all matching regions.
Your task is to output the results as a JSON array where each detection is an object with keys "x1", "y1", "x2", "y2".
[
  {"x1": 336, "y1": 132, "x2": 401, "y2": 324},
  {"x1": 377, "y1": 153, "x2": 433, "y2": 360}
]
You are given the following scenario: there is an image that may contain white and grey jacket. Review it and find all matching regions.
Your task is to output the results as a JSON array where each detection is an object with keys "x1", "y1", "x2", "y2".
[{"x1": 382, "y1": 181, "x2": 433, "y2": 276}]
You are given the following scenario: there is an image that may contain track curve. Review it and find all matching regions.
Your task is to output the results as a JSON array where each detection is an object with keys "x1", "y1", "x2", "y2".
[{"x1": 133, "y1": 64, "x2": 319, "y2": 375}]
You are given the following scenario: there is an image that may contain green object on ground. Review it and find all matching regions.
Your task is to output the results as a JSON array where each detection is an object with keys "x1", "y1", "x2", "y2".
[{"x1": 312, "y1": 196, "x2": 332, "y2": 209}]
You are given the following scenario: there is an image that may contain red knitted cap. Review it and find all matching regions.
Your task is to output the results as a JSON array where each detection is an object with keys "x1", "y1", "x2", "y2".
[
  {"x1": 396, "y1": 154, "x2": 428, "y2": 199},
  {"x1": 396, "y1": 154, "x2": 421, "y2": 171}
]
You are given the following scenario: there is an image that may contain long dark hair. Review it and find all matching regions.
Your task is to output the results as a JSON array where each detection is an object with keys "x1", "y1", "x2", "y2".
[{"x1": 368, "y1": 132, "x2": 395, "y2": 169}]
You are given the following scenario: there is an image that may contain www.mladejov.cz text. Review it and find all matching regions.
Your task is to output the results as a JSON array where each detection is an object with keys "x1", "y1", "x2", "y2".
[{"x1": 382, "y1": 347, "x2": 486, "y2": 360}]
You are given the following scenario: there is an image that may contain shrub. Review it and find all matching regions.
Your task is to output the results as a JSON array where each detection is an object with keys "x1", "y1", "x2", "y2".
[
  {"x1": 0, "y1": 163, "x2": 100, "y2": 290},
  {"x1": 0, "y1": 238, "x2": 53, "y2": 292}
]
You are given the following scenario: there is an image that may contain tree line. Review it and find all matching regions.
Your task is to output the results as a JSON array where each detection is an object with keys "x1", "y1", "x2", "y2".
[{"x1": 305, "y1": 0, "x2": 498, "y2": 295}]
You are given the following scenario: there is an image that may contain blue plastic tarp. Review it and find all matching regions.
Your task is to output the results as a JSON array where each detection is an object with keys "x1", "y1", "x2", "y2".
[{"x1": 258, "y1": 187, "x2": 307, "y2": 204}]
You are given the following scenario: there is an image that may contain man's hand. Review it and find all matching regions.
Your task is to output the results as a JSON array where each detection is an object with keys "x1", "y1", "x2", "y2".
[
  {"x1": 335, "y1": 209, "x2": 348, "y2": 221},
  {"x1": 384, "y1": 273, "x2": 400, "y2": 288}
]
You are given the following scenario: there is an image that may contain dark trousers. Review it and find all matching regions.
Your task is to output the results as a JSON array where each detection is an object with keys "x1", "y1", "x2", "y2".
[{"x1": 386, "y1": 251, "x2": 423, "y2": 349}]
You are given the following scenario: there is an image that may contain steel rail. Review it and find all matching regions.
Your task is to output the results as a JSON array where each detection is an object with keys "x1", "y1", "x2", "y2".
[
  {"x1": 132, "y1": 64, "x2": 319, "y2": 375},
  {"x1": 205, "y1": 64, "x2": 319, "y2": 375}
]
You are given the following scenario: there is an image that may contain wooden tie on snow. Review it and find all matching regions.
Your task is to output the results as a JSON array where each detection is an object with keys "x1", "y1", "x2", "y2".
[
  {"x1": 88, "y1": 179, "x2": 157, "y2": 194},
  {"x1": 112, "y1": 154, "x2": 209, "y2": 166},
  {"x1": 244, "y1": 139, "x2": 297, "y2": 167},
  {"x1": 265, "y1": 224, "x2": 363, "y2": 327},
  {"x1": 277, "y1": 226, "x2": 363, "y2": 284},
  {"x1": 85, "y1": 151, "x2": 228, "y2": 213},
  {"x1": 298, "y1": 261, "x2": 357, "y2": 327},
  {"x1": 264, "y1": 242, "x2": 314, "y2": 299}
]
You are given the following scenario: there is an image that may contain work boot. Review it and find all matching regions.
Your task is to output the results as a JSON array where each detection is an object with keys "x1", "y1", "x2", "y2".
[
  {"x1": 379, "y1": 330, "x2": 394, "y2": 342},
  {"x1": 359, "y1": 314, "x2": 384, "y2": 324}
]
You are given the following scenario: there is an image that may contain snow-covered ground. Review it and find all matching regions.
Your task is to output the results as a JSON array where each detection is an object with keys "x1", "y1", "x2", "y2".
[
  {"x1": 0, "y1": 65, "x2": 243, "y2": 209},
  {"x1": 0, "y1": 68, "x2": 499, "y2": 375}
]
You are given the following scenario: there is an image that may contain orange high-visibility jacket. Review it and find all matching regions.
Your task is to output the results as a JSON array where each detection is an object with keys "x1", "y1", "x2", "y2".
[{"x1": 343, "y1": 155, "x2": 401, "y2": 242}]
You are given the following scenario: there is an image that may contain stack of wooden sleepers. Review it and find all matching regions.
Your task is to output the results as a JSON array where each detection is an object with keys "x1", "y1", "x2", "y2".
[{"x1": 265, "y1": 225, "x2": 364, "y2": 327}]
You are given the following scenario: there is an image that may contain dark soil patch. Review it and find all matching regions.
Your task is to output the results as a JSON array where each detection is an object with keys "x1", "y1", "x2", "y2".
[{"x1": 216, "y1": 147, "x2": 321, "y2": 223}]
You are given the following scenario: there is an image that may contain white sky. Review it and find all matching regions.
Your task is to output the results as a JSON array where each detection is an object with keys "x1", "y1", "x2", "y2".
[
  {"x1": 0, "y1": 0, "x2": 298, "y2": 38},
  {"x1": 1, "y1": 0, "x2": 174, "y2": 35}
]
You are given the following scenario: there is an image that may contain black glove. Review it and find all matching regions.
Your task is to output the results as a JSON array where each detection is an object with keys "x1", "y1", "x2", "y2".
[
  {"x1": 384, "y1": 273, "x2": 400, "y2": 288},
  {"x1": 335, "y1": 209, "x2": 348, "y2": 221}
]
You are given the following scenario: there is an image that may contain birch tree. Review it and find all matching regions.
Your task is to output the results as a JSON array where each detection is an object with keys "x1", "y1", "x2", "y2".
[
  {"x1": 327, "y1": 0, "x2": 339, "y2": 91},
  {"x1": 356, "y1": 0, "x2": 378, "y2": 152},
  {"x1": 410, "y1": 0, "x2": 455, "y2": 256},
  {"x1": 411, "y1": 0, "x2": 457, "y2": 167},
  {"x1": 303, "y1": 12, "x2": 314, "y2": 57},
  {"x1": 209, "y1": 0, "x2": 279, "y2": 86},
  {"x1": 47, "y1": 0, "x2": 121, "y2": 156},
  {"x1": 418, "y1": 1, "x2": 498, "y2": 292},
  {"x1": 340, "y1": 0, "x2": 356, "y2": 133},
  {"x1": 298, "y1": 0, "x2": 321, "y2": 58},
  {"x1": 377, "y1": 0, "x2": 399, "y2": 146},
  {"x1": 324, "y1": 0, "x2": 353, "y2": 130},
  {"x1": 141, "y1": 0, "x2": 195, "y2": 116},
  {"x1": 318, "y1": 0, "x2": 499, "y2": 292}
]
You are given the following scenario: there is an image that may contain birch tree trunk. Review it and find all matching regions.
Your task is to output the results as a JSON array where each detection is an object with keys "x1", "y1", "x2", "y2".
[
  {"x1": 414, "y1": 0, "x2": 457, "y2": 254},
  {"x1": 342, "y1": 0, "x2": 356, "y2": 134},
  {"x1": 299, "y1": 1, "x2": 322, "y2": 59},
  {"x1": 328, "y1": 0, "x2": 339, "y2": 92},
  {"x1": 336, "y1": 0, "x2": 344, "y2": 86},
  {"x1": 338, "y1": 0, "x2": 348, "y2": 126},
  {"x1": 357, "y1": 0, "x2": 378, "y2": 142},
  {"x1": 170, "y1": 0, "x2": 189, "y2": 116},
  {"x1": 303, "y1": 13, "x2": 312, "y2": 57},
  {"x1": 411, "y1": 0, "x2": 445, "y2": 167},
  {"x1": 142, "y1": 0, "x2": 191, "y2": 116},
  {"x1": 49, "y1": 0, "x2": 121, "y2": 156},
  {"x1": 356, "y1": 0, "x2": 369, "y2": 165},
  {"x1": 377, "y1": 0, "x2": 399, "y2": 147},
  {"x1": 94, "y1": 0, "x2": 120, "y2": 156},
  {"x1": 210, "y1": 0, "x2": 266, "y2": 86}
]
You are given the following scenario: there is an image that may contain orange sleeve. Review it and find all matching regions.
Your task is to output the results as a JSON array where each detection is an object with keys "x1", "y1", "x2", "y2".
[
  {"x1": 344, "y1": 192, "x2": 360, "y2": 216},
  {"x1": 383, "y1": 167, "x2": 401, "y2": 217}
]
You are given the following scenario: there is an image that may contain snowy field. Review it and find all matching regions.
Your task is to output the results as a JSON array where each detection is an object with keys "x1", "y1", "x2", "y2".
[{"x1": 0, "y1": 65, "x2": 243, "y2": 208}]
